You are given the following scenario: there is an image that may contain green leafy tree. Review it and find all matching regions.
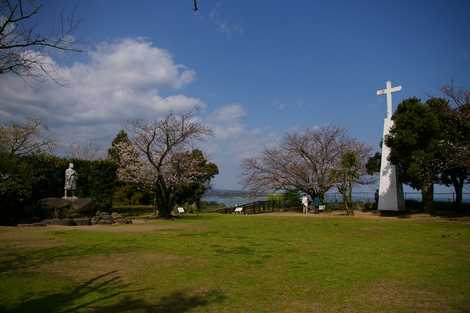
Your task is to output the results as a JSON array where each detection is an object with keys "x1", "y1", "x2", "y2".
[
  {"x1": 266, "y1": 190, "x2": 301, "y2": 208},
  {"x1": 366, "y1": 151, "x2": 381, "y2": 175},
  {"x1": 332, "y1": 149, "x2": 369, "y2": 215},
  {"x1": 365, "y1": 140, "x2": 383, "y2": 175},
  {"x1": 107, "y1": 130, "x2": 130, "y2": 163},
  {"x1": 385, "y1": 97, "x2": 451, "y2": 210},
  {"x1": 173, "y1": 149, "x2": 219, "y2": 212}
]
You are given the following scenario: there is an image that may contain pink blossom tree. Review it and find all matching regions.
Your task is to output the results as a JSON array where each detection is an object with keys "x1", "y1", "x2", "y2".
[{"x1": 116, "y1": 113, "x2": 212, "y2": 218}]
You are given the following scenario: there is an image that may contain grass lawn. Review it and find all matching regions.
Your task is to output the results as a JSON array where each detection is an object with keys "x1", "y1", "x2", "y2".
[{"x1": 0, "y1": 213, "x2": 469, "y2": 313}]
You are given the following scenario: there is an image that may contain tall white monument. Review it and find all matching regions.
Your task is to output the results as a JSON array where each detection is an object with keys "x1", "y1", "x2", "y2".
[{"x1": 376, "y1": 81, "x2": 405, "y2": 211}]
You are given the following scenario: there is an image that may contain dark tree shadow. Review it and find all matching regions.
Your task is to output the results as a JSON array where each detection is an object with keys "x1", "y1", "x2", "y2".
[
  {"x1": 1, "y1": 271, "x2": 225, "y2": 313},
  {"x1": 0, "y1": 244, "x2": 111, "y2": 274}
]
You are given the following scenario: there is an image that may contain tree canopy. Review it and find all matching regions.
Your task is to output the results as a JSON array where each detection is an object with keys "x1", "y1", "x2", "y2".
[
  {"x1": 385, "y1": 97, "x2": 464, "y2": 209},
  {"x1": 116, "y1": 112, "x2": 215, "y2": 218},
  {"x1": 241, "y1": 126, "x2": 371, "y2": 205}
]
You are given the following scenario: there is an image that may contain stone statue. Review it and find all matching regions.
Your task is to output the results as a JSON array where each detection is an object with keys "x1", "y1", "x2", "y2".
[{"x1": 63, "y1": 163, "x2": 77, "y2": 199}]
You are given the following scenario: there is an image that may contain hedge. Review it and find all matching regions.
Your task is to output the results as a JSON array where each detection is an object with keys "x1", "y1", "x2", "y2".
[{"x1": 0, "y1": 153, "x2": 117, "y2": 224}]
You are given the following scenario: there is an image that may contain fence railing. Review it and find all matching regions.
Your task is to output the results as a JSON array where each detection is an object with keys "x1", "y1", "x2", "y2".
[
  {"x1": 214, "y1": 192, "x2": 470, "y2": 214},
  {"x1": 215, "y1": 200, "x2": 297, "y2": 215}
]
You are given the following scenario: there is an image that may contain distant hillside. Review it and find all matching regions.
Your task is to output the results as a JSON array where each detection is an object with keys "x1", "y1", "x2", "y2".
[{"x1": 203, "y1": 189, "x2": 268, "y2": 197}]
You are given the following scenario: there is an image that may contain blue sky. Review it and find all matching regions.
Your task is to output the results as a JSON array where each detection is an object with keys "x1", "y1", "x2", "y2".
[{"x1": 2, "y1": 0, "x2": 470, "y2": 190}]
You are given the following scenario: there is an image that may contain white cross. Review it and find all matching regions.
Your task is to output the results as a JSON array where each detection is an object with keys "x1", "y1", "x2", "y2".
[{"x1": 376, "y1": 81, "x2": 402, "y2": 118}]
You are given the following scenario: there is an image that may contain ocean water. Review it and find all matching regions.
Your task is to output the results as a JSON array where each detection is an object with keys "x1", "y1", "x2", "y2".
[
  {"x1": 203, "y1": 192, "x2": 470, "y2": 207},
  {"x1": 201, "y1": 195, "x2": 267, "y2": 207}
]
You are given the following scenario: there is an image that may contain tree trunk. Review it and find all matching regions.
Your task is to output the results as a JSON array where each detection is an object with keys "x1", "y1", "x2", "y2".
[
  {"x1": 338, "y1": 185, "x2": 351, "y2": 215},
  {"x1": 421, "y1": 183, "x2": 434, "y2": 211},
  {"x1": 451, "y1": 175, "x2": 464, "y2": 206},
  {"x1": 318, "y1": 192, "x2": 325, "y2": 204},
  {"x1": 347, "y1": 182, "x2": 354, "y2": 216},
  {"x1": 153, "y1": 191, "x2": 158, "y2": 216},
  {"x1": 307, "y1": 191, "x2": 317, "y2": 213},
  {"x1": 154, "y1": 176, "x2": 175, "y2": 219},
  {"x1": 195, "y1": 198, "x2": 201, "y2": 212}
]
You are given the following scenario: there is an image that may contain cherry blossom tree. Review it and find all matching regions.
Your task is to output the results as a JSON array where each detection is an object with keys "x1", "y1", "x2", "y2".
[
  {"x1": 116, "y1": 112, "x2": 212, "y2": 218},
  {"x1": 242, "y1": 126, "x2": 371, "y2": 203},
  {"x1": 0, "y1": 117, "x2": 54, "y2": 155}
]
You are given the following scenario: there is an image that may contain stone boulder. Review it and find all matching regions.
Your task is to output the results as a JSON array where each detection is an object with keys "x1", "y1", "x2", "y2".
[
  {"x1": 111, "y1": 212, "x2": 132, "y2": 224},
  {"x1": 41, "y1": 218, "x2": 75, "y2": 226},
  {"x1": 90, "y1": 211, "x2": 132, "y2": 225},
  {"x1": 37, "y1": 197, "x2": 95, "y2": 218},
  {"x1": 92, "y1": 212, "x2": 113, "y2": 224},
  {"x1": 73, "y1": 217, "x2": 91, "y2": 225}
]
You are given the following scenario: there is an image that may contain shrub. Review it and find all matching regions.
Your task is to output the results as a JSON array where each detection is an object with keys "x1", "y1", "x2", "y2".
[{"x1": 0, "y1": 153, "x2": 117, "y2": 224}]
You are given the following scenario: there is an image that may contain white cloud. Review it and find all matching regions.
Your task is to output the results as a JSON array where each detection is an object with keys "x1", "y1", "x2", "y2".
[
  {"x1": 203, "y1": 103, "x2": 279, "y2": 189},
  {"x1": 0, "y1": 38, "x2": 205, "y2": 147},
  {"x1": 86, "y1": 39, "x2": 195, "y2": 90},
  {"x1": 0, "y1": 39, "x2": 276, "y2": 189},
  {"x1": 207, "y1": 104, "x2": 246, "y2": 139},
  {"x1": 210, "y1": 103, "x2": 245, "y2": 122}
]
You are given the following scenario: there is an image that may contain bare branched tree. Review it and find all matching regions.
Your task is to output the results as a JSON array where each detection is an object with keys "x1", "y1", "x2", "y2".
[
  {"x1": 440, "y1": 83, "x2": 470, "y2": 204},
  {"x1": 242, "y1": 126, "x2": 371, "y2": 202},
  {"x1": 116, "y1": 112, "x2": 212, "y2": 218},
  {"x1": 0, "y1": 117, "x2": 54, "y2": 155},
  {"x1": 441, "y1": 82, "x2": 470, "y2": 108},
  {"x1": 66, "y1": 141, "x2": 102, "y2": 160},
  {"x1": 441, "y1": 85, "x2": 470, "y2": 164},
  {"x1": 0, "y1": 0, "x2": 80, "y2": 78}
]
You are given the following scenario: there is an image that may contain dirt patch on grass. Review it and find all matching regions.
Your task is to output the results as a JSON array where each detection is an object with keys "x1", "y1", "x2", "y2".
[
  {"x1": 43, "y1": 221, "x2": 206, "y2": 234},
  {"x1": 0, "y1": 226, "x2": 65, "y2": 249},
  {"x1": 255, "y1": 211, "x2": 470, "y2": 223},
  {"x1": 34, "y1": 251, "x2": 207, "y2": 283},
  {"x1": 357, "y1": 280, "x2": 465, "y2": 313}
]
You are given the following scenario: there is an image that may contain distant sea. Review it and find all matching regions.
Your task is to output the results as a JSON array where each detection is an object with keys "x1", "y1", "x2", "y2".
[
  {"x1": 201, "y1": 195, "x2": 267, "y2": 207},
  {"x1": 202, "y1": 191, "x2": 470, "y2": 207}
]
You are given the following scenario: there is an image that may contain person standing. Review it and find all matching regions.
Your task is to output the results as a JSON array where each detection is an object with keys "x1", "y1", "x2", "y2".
[
  {"x1": 313, "y1": 196, "x2": 321, "y2": 214},
  {"x1": 302, "y1": 195, "x2": 309, "y2": 214}
]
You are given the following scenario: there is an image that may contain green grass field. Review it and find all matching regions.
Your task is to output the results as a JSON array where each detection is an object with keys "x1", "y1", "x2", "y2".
[{"x1": 1, "y1": 213, "x2": 469, "y2": 313}]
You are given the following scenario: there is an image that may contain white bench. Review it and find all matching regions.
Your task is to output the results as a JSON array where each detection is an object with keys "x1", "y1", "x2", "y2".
[
  {"x1": 318, "y1": 205, "x2": 325, "y2": 212},
  {"x1": 177, "y1": 207, "x2": 185, "y2": 214},
  {"x1": 234, "y1": 207, "x2": 243, "y2": 214}
]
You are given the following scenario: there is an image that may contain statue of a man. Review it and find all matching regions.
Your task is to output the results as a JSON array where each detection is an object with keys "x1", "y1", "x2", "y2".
[{"x1": 63, "y1": 163, "x2": 77, "y2": 199}]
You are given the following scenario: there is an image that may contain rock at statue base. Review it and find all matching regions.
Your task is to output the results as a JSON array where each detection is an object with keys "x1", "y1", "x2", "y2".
[
  {"x1": 38, "y1": 197, "x2": 95, "y2": 218},
  {"x1": 89, "y1": 211, "x2": 132, "y2": 225},
  {"x1": 113, "y1": 212, "x2": 132, "y2": 224},
  {"x1": 91, "y1": 212, "x2": 113, "y2": 224},
  {"x1": 41, "y1": 218, "x2": 75, "y2": 226},
  {"x1": 73, "y1": 217, "x2": 91, "y2": 225},
  {"x1": 17, "y1": 223, "x2": 47, "y2": 227}
]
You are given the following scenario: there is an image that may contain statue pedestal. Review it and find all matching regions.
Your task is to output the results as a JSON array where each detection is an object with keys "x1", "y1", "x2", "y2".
[
  {"x1": 378, "y1": 118, "x2": 405, "y2": 211},
  {"x1": 38, "y1": 197, "x2": 94, "y2": 218},
  {"x1": 62, "y1": 196, "x2": 78, "y2": 200}
]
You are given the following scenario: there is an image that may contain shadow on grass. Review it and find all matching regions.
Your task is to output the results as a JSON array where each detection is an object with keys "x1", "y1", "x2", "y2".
[
  {"x1": 0, "y1": 244, "x2": 117, "y2": 274},
  {"x1": 1, "y1": 271, "x2": 225, "y2": 313}
]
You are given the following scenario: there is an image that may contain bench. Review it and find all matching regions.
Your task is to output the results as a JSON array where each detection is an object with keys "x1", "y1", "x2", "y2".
[{"x1": 177, "y1": 207, "x2": 185, "y2": 214}]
